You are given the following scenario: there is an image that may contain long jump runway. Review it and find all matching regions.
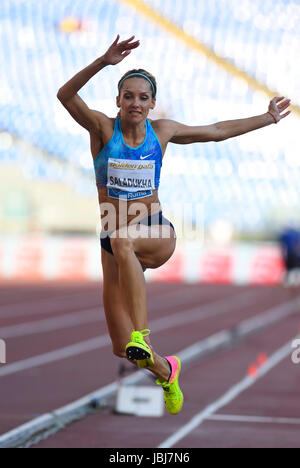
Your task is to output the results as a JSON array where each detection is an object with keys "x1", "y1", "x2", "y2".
[{"x1": 0, "y1": 280, "x2": 299, "y2": 448}]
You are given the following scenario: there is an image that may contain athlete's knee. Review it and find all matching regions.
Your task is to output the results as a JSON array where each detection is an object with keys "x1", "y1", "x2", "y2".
[{"x1": 110, "y1": 231, "x2": 133, "y2": 260}]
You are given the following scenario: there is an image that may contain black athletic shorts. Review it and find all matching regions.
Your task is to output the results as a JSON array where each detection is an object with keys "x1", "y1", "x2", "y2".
[{"x1": 100, "y1": 211, "x2": 175, "y2": 256}]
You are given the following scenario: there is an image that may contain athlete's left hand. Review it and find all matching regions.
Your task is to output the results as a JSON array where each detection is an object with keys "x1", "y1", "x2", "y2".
[{"x1": 268, "y1": 96, "x2": 291, "y2": 123}]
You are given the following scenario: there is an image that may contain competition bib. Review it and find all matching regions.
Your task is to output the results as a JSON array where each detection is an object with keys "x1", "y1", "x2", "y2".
[{"x1": 107, "y1": 158, "x2": 156, "y2": 193}]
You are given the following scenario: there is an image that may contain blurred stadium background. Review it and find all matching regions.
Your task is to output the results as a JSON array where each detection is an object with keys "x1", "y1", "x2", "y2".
[{"x1": 0, "y1": 0, "x2": 299, "y2": 282}]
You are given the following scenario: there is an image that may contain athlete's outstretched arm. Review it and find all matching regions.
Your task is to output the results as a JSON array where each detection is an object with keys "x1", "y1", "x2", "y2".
[
  {"x1": 56, "y1": 35, "x2": 140, "y2": 132},
  {"x1": 167, "y1": 97, "x2": 291, "y2": 144}
]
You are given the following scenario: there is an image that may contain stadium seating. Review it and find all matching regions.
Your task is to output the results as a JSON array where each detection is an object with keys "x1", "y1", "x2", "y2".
[{"x1": 0, "y1": 0, "x2": 299, "y2": 233}]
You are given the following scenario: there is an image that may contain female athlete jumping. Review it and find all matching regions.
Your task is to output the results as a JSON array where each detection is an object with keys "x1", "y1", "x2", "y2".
[{"x1": 57, "y1": 35, "x2": 291, "y2": 415}]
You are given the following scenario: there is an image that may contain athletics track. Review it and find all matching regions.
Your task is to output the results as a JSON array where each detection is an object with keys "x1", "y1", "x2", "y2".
[{"x1": 0, "y1": 280, "x2": 299, "y2": 448}]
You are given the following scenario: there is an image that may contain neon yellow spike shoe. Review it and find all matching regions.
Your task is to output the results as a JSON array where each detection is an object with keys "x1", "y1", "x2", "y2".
[
  {"x1": 156, "y1": 356, "x2": 183, "y2": 415},
  {"x1": 125, "y1": 329, "x2": 154, "y2": 368}
]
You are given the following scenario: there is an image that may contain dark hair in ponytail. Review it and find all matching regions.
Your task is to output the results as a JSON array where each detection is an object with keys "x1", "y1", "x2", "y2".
[{"x1": 117, "y1": 69, "x2": 157, "y2": 98}]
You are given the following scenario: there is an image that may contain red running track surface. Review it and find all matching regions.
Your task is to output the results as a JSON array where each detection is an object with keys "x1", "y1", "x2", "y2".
[{"x1": 0, "y1": 280, "x2": 299, "y2": 448}]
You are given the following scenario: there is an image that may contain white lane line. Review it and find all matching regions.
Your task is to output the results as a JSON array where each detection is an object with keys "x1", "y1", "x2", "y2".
[
  {"x1": 176, "y1": 292, "x2": 297, "y2": 366},
  {"x1": 0, "y1": 284, "x2": 87, "y2": 297},
  {"x1": 0, "y1": 285, "x2": 203, "y2": 338},
  {"x1": 0, "y1": 336, "x2": 111, "y2": 377},
  {"x1": 0, "y1": 286, "x2": 249, "y2": 339},
  {"x1": 0, "y1": 283, "x2": 191, "y2": 314},
  {"x1": 0, "y1": 284, "x2": 192, "y2": 320},
  {"x1": 0, "y1": 291, "x2": 297, "y2": 378},
  {"x1": 0, "y1": 290, "x2": 257, "y2": 376},
  {"x1": 0, "y1": 294, "x2": 101, "y2": 319},
  {"x1": 149, "y1": 288, "x2": 273, "y2": 333},
  {"x1": 0, "y1": 308, "x2": 105, "y2": 339},
  {"x1": 208, "y1": 414, "x2": 300, "y2": 425},
  {"x1": 0, "y1": 285, "x2": 190, "y2": 335},
  {"x1": 158, "y1": 339, "x2": 295, "y2": 448},
  {"x1": 0, "y1": 306, "x2": 298, "y2": 448},
  {"x1": 0, "y1": 369, "x2": 146, "y2": 448}
]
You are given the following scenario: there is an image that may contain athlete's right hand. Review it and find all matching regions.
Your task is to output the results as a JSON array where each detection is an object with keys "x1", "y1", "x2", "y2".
[{"x1": 102, "y1": 35, "x2": 140, "y2": 66}]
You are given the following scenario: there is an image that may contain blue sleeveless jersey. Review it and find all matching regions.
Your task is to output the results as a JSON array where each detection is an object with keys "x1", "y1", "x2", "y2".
[{"x1": 93, "y1": 118, "x2": 163, "y2": 200}]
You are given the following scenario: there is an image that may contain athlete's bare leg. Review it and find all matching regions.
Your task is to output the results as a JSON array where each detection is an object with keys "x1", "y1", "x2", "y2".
[
  {"x1": 102, "y1": 225, "x2": 176, "y2": 381},
  {"x1": 110, "y1": 224, "x2": 175, "y2": 330},
  {"x1": 110, "y1": 234, "x2": 148, "y2": 331}
]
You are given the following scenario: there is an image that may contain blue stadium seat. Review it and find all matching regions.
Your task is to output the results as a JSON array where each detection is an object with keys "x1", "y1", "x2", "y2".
[{"x1": 0, "y1": 0, "x2": 299, "y2": 231}]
